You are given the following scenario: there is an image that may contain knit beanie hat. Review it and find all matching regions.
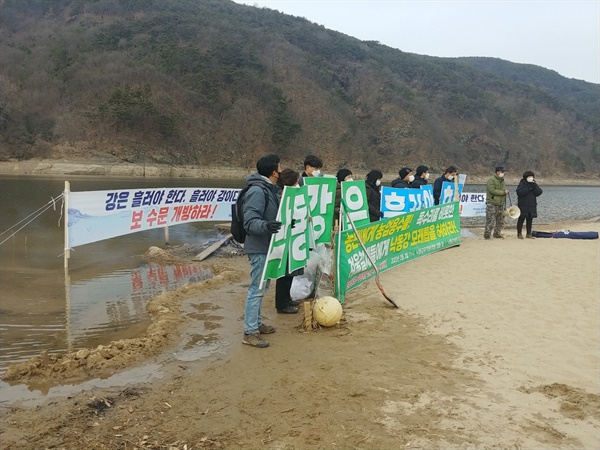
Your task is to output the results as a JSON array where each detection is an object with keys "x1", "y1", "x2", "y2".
[
  {"x1": 399, "y1": 167, "x2": 413, "y2": 180},
  {"x1": 336, "y1": 168, "x2": 353, "y2": 183}
]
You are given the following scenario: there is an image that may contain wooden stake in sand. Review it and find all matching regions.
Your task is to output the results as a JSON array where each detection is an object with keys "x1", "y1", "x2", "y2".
[{"x1": 303, "y1": 301, "x2": 312, "y2": 330}]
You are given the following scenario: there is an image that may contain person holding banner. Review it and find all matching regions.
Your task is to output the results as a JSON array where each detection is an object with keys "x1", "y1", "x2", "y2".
[
  {"x1": 365, "y1": 169, "x2": 384, "y2": 222},
  {"x1": 391, "y1": 167, "x2": 414, "y2": 189},
  {"x1": 333, "y1": 168, "x2": 354, "y2": 218},
  {"x1": 484, "y1": 166, "x2": 510, "y2": 240},
  {"x1": 516, "y1": 171, "x2": 543, "y2": 239},
  {"x1": 299, "y1": 154, "x2": 324, "y2": 186},
  {"x1": 411, "y1": 165, "x2": 430, "y2": 188},
  {"x1": 274, "y1": 169, "x2": 304, "y2": 314},
  {"x1": 242, "y1": 154, "x2": 283, "y2": 348},
  {"x1": 433, "y1": 165, "x2": 458, "y2": 205}
]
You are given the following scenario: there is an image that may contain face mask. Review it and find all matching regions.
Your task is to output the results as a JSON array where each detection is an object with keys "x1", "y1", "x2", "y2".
[
  {"x1": 408, "y1": 175, "x2": 415, "y2": 183},
  {"x1": 498, "y1": 172, "x2": 505, "y2": 178},
  {"x1": 311, "y1": 170, "x2": 321, "y2": 177},
  {"x1": 375, "y1": 180, "x2": 381, "y2": 187},
  {"x1": 447, "y1": 175, "x2": 455, "y2": 181},
  {"x1": 346, "y1": 177, "x2": 353, "y2": 181},
  {"x1": 527, "y1": 177, "x2": 534, "y2": 182},
  {"x1": 425, "y1": 173, "x2": 430, "y2": 180}
]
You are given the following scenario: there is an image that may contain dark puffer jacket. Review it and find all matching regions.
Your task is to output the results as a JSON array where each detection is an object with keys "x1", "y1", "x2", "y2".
[
  {"x1": 242, "y1": 173, "x2": 280, "y2": 254},
  {"x1": 365, "y1": 182, "x2": 383, "y2": 222},
  {"x1": 516, "y1": 179, "x2": 543, "y2": 217},
  {"x1": 391, "y1": 178, "x2": 410, "y2": 189}
]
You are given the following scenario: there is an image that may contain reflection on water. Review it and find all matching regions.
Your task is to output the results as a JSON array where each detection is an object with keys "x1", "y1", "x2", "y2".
[
  {"x1": 0, "y1": 175, "x2": 244, "y2": 375},
  {"x1": 0, "y1": 263, "x2": 213, "y2": 373}
]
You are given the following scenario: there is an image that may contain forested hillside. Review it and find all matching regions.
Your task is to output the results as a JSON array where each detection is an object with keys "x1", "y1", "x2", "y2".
[{"x1": 0, "y1": 0, "x2": 598, "y2": 176}]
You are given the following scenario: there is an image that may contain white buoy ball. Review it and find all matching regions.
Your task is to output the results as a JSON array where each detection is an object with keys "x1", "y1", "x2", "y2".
[{"x1": 313, "y1": 296, "x2": 343, "y2": 327}]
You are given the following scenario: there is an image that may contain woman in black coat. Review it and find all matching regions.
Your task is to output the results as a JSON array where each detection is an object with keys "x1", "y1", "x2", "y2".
[
  {"x1": 516, "y1": 170, "x2": 543, "y2": 239},
  {"x1": 365, "y1": 169, "x2": 384, "y2": 222}
]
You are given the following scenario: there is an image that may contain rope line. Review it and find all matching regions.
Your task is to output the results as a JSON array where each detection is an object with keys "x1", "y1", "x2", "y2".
[{"x1": 0, "y1": 194, "x2": 65, "y2": 246}]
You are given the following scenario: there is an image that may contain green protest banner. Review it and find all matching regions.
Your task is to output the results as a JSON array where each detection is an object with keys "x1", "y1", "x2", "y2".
[
  {"x1": 335, "y1": 202, "x2": 461, "y2": 302},
  {"x1": 288, "y1": 185, "x2": 311, "y2": 272},
  {"x1": 304, "y1": 177, "x2": 336, "y2": 244},
  {"x1": 262, "y1": 186, "x2": 311, "y2": 284},
  {"x1": 340, "y1": 180, "x2": 370, "y2": 231},
  {"x1": 261, "y1": 186, "x2": 292, "y2": 285}
]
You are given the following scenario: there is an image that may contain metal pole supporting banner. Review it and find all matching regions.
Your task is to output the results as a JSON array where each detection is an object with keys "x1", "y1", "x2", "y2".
[{"x1": 64, "y1": 180, "x2": 70, "y2": 269}]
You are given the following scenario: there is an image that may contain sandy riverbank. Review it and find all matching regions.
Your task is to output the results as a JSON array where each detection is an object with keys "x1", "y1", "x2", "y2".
[
  {"x1": 1, "y1": 158, "x2": 599, "y2": 186},
  {"x1": 1, "y1": 219, "x2": 598, "y2": 449}
]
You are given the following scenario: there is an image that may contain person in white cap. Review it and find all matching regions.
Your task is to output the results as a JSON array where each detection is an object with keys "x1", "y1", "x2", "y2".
[{"x1": 484, "y1": 166, "x2": 510, "y2": 240}]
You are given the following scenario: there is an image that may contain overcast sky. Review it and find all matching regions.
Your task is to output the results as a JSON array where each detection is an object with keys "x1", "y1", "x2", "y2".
[{"x1": 233, "y1": 0, "x2": 599, "y2": 84}]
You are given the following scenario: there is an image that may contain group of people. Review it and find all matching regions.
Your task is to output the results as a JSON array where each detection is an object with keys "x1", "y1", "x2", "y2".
[
  {"x1": 240, "y1": 154, "x2": 543, "y2": 348},
  {"x1": 484, "y1": 165, "x2": 543, "y2": 240}
]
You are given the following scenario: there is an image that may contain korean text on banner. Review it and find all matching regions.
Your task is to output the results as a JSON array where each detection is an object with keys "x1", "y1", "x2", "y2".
[
  {"x1": 262, "y1": 186, "x2": 311, "y2": 284},
  {"x1": 335, "y1": 202, "x2": 461, "y2": 302},
  {"x1": 304, "y1": 177, "x2": 336, "y2": 244},
  {"x1": 459, "y1": 193, "x2": 487, "y2": 217},
  {"x1": 340, "y1": 180, "x2": 370, "y2": 231},
  {"x1": 68, "y1": 187, "x2": 239, "y2": 248},
  {"x1": 381, "y1": 186, "x2": 425, "y2": 218}
]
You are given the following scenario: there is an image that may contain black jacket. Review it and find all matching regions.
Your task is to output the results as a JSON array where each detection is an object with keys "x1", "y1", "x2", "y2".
[
  {"x1": 516, "y1": 179, "x2": 543, "y2": 217},
  {"x1": 391, "y1": 178, "x2": 410, "y2": 189},
  {"x1": 433, "y1": 175, "x2": 447, "y2": 205},
  {"x1": 365, "y1": 182, "x2": 383, "y2": 222},
  {"x1": 411, "y1": 177, "x2": 428, "y2": 189}
]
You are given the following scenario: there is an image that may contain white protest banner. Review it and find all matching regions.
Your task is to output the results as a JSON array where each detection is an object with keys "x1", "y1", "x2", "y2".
[
  {"x1": 380, "y1": 187, "x2": 424, "y2": 218},
  {"x1": 68, "y1": 187, "x2": 238, "y2": 248},
  {"x1": 304, "y1": 177, "x2": 336, "y2": 244},
  {"x1": 459, "y1": 192, "x2": 487, "y2": 217},
  {"x1": 340, "y1": 180, "x2": 370, "y2": 230}
]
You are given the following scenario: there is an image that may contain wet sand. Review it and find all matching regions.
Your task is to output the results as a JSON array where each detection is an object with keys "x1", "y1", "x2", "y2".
[{"x1": 1, "y1": 219, "x2": 598, "y2": 449}]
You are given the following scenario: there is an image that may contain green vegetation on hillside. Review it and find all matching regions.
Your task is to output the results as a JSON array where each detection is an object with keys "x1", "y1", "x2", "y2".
[{"x1": 0, "y1": 0, "x2": 598, "y2": 175}]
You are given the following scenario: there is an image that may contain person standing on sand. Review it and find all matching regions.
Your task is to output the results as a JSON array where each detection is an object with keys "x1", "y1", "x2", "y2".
[
  {"x1": 242, "y1": 154, "x2": 283, "y2": 348},
  {"x1": 433, "y1": 165, "x2": 458, "y2": 205},
  {"x1": 365, "y1": 169, "x2": 384, "y2": 222},
  {"x1": 299, "y1": 154, "x2": 323, "y2": 186},
  {"x1": 516, "y1": 171, "x2": 543, "y2": 239},
  {"x1": 391, "y1": 167, "x2": 414, "y2": 188},
  {"x1": 274, "y1": 168, "x2": 304, "y2": 314},
  {"x1": 410, "y1": 165, "x2": 430, "y2": 189},
  {"x1": 333, "y1": 168, "x2": 353, "y2": 219},
  {"x1": 484, "y1": 165, "x2": 510, "y2": 240}
]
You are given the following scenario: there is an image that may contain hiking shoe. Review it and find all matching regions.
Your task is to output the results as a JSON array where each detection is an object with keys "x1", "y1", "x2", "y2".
[
  {"x1": 493, "y1": 234, "x2": 504, "y2": 239},
  {"x1": 526, "y1": 233, "x2": 535, "y2": 239},
  {"x1": 484, "y1": 235, "x2": 491, "y2": 240},
  {"x1": 242, "y1": 333, "x2": 269, "y2": 348},
  {"x1": 258, "y1": 324, "x2": 276, "y2": 334},
  {"x1": 517, "y1": 233, "x2": 524, "y2": 239}
]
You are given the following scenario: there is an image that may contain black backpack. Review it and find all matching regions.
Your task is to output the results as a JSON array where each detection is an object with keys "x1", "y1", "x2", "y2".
[{"x1": 231, "y1": 186, "x2": 270, "y2": 243}]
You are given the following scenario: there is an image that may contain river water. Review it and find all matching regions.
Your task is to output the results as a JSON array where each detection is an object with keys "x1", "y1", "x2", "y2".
[{"x1": 0, "y1": 175, "x2": 598, "y2": 377}]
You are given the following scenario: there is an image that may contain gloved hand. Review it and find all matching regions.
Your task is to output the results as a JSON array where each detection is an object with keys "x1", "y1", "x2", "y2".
[{"x1": 266, "y1": 221, "x2": 282, "y2": 233}]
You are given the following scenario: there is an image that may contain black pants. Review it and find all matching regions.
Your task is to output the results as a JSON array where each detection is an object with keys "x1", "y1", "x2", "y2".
[
  {"x1": 517, "y1": 215, "x2": 533, "y2": 235},
  {"x1": 275, "y1": 275, "x2": 294, "y2": 311}
]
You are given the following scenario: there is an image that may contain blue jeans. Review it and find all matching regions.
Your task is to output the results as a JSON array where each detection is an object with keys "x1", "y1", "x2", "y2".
[{"x1": 244, "y1": 253, "x2": 270, "y2": 335}]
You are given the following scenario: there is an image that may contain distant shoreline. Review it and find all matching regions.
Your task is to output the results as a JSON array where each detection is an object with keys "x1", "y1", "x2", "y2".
[{"x1": 0, "y1": 158, "x2": 598, "y2": 186}]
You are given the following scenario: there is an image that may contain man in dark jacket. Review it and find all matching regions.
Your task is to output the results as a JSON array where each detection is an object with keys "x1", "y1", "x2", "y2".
[
  {"x1": 242, "y1": 154, "x2": 282, "y2": 348},
  {"x1": 299, "y1": 154, "x2": 323, "y2": 186},
  {"x1": 391, "y1": 167, "x2": 413, "y2": 188},
  {"x1": 411, "y1": 165, "x2": 430, "y2": 188},
  {"x1": 433, "y1": 165, "x2": 458, "y2": 205}
]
